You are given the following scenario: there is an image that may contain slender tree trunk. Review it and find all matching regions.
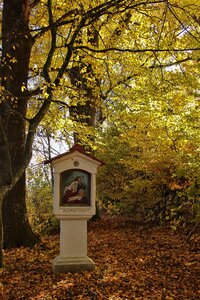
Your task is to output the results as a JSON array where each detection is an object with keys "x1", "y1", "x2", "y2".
[
  {"x1": 46, "y1": 130, "x2": 54, "y2": 190},
  {"x1": 69, "y1": 64, "x2": 98, "y2": 145},
  {"x1": 1, "y1": 0, "x2": 39, "y2": 249}
]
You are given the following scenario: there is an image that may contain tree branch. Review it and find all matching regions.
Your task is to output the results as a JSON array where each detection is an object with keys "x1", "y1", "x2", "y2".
[
  {"x1": 149, "y1": 56, "x2": 200, "y2": 68},
  {"x1": 167, "y1": 2, "x2": 200, "y2": 45},
  {"x1": 32, "y1": 9, "x2": 78, "y2": 41},
  {"x1": 53, "y1": 17, "x2": 87, "y2": 87},
  {"x1": 30, "y1": 0, "x2": 41, "y2": 9},
  {"x1": 83, "y1": 0, "x2": 166, "y2": 25},
  {"x1": 42, "y1": 0, "x2": 57, "y2": 83},
  {"x1": 74, "y1": 45, "x2": 200, "y2": 53}
]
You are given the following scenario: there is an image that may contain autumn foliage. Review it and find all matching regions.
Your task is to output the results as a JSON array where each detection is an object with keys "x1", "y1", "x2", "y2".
[{"x1": 0, "y1": 216, "x2": 199, "y2": 299}]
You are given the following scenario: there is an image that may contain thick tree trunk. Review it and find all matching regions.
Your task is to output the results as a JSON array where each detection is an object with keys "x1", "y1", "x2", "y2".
[
  {"x1": 1, "y1": 0, "x2": 39, "y2": 249},
  {"x1": 2, "y1": 174, "x2": 38, "y2": 249},
  {"x1": 0, "y1": 195, "x2": 3, "y2": 267}
]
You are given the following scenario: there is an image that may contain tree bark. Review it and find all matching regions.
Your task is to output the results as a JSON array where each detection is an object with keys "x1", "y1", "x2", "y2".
[
  {"x1": 2, "y1": 174, "x2": 38, "y2": 249},
  {"x1": 68, "y1": 64, "x2": 99, "y2": 144},
  {"x1": 1, "y1": 0, "x2": 39, "y2": 249},
  {"x1": 0, "y1": 194, "x2": 3, "y2": 267}
]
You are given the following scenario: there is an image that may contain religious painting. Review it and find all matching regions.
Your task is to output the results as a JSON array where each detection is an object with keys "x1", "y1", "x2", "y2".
[{"x1": 60, "y1": 169, "x2": 91, "y2": 206}]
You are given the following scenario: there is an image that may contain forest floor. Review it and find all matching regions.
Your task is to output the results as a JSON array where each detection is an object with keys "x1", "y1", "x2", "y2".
[{"x1": 0, "y1": 216, "x2": 199, "y2": 300}]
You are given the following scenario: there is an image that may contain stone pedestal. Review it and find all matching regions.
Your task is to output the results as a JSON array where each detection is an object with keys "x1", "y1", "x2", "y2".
[
  {"x1": 53, "y1": 256, "x2": 95, "y2": 274},
  {"x1": 53, "y1": 217, "x2": 95, "y2": 274}
]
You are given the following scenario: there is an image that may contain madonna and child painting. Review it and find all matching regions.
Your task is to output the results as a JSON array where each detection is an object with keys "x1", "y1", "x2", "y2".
[{"x1": 60, "y1": 170, "x2": 91, "y2": 206}]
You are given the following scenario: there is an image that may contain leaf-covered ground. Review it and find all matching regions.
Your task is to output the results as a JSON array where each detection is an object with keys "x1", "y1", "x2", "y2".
[{"x1": 0, "y1": 217, "x2": 199, "y2": 299}]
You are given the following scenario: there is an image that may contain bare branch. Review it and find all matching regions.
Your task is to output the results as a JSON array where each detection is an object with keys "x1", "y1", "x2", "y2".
[
  {"x1": 74, "y1": 45, "x2": 200, "y2": 53},
  {"x1": 149, "y1": 56, "x2": 199, "y2": 68}
]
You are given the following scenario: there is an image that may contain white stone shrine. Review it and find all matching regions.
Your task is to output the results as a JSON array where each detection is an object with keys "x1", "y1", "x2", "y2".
[{"x1": 45, "y1": 144, "x2": 104, "y2": 273}]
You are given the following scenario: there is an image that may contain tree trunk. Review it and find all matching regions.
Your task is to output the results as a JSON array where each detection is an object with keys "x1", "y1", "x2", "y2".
[
  {"x1": 69, "y1": 64, "x2": 98, "y2": 144},
  {"x1": 2, "y1": 174, "x2": 38, "y2": 249},
  {"x1": 0, "y1": 194, "x2": 3, "y2": 267},
  {"x1": 1, "y1": 0, "x2": 39, "y2": 249}
]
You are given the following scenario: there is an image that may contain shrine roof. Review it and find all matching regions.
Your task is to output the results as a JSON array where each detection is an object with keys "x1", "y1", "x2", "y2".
[{"x1": 44, "y1": 144, "x2": 105, "y2": 165}]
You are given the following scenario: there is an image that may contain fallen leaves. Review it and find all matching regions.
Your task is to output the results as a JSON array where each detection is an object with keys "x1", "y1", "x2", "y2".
[{"x1": 0, "y1": 216, "x2": 199, "y2": 299}]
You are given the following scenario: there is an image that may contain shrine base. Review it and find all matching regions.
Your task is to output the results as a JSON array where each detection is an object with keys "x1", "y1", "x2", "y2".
[{"x1": 53, "y1": 256, "x2": 95, "y2": 274}]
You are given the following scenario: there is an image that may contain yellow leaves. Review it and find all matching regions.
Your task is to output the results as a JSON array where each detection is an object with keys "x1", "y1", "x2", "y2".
[
  {"x1": 171, "y1": 0, "x2": 199, "y2": 6},
  {"x1": 10, "y1": 57, "x2": 17, "y2": 63},
  {"x1": 43, "y1": 92, "x2": 49, "y2": 99},
  {"x1": 4, "y1": 53, "x2": 17, "y2": 64},
  {"x1": 21, "y1": 85, "x2": 26, "y2": 92}
]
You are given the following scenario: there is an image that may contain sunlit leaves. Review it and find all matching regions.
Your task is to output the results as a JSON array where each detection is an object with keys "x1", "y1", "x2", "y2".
[{"x1": 2, "y1": 0, "x2": 200, "y2": 218}]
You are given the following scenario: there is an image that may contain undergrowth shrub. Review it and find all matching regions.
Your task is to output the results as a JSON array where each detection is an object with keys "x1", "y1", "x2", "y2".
[
  {"x1": 27, "y1": 165, "x2": 60, "y2": 235},
  {"x1": 97, "y1": 128, "x2": 200, "y2": 230}
]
